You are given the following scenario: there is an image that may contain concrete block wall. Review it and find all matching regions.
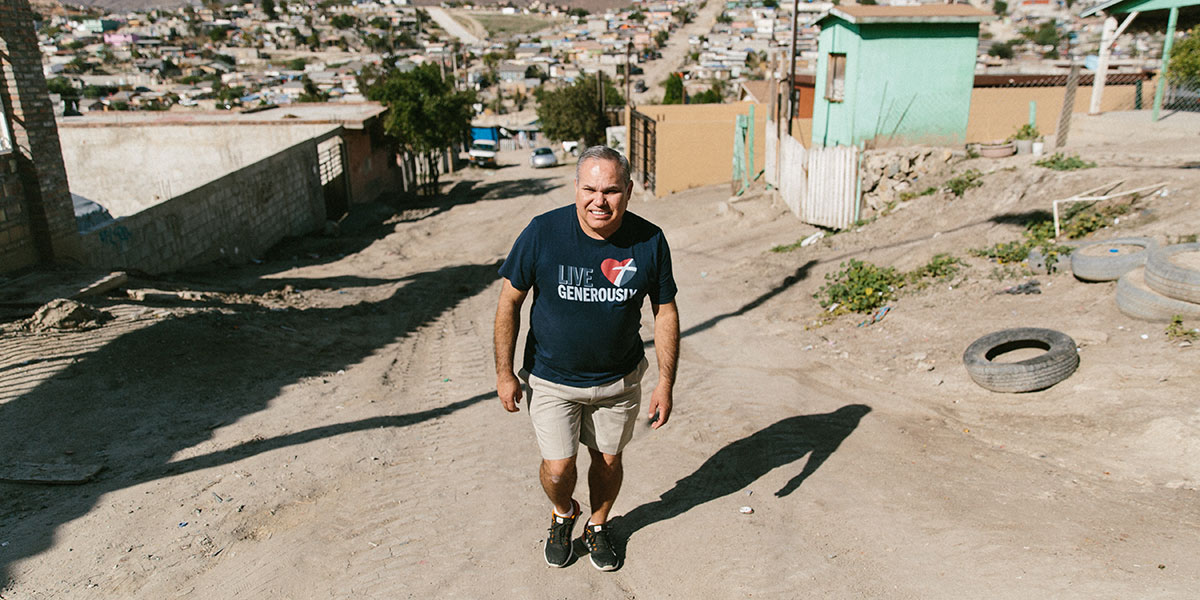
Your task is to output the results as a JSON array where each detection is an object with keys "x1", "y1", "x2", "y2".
[
  {"x1": 78, "y1": 137, "x2": 327, "y2": 275},
  {"x1": 0, "y1": 0, "x2": 81, "y2": 273}
]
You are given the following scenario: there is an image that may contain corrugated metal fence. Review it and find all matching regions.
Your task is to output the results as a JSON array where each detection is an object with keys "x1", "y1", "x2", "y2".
[{"x1": 767, "y1": 120, "x2": 860, "y2": 230}]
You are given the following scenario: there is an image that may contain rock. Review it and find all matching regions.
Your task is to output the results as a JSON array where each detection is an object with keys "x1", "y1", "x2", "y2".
[
  {"x1": 916, "y1": 360, "x2": 936, "y2": 372},
  {"x1": 716, "y1": 201, "x2": 743, "y2": 217},
  {"x1": 1067, "y1": 329, "x2": 1108, "y2": 347},
  {"x1": 907, "y1": 352, "x2": 928, "y2": 361},
  {"x1": 28, "y1": 298, "x2": 111, "y2": 331}
]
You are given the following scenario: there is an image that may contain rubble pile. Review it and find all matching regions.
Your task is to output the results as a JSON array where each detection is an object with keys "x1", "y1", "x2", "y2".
[{"x1": 860, "y1": 147, "x2": 959, "y2": 220}]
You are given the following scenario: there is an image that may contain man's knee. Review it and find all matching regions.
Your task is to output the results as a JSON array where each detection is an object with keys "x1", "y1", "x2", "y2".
[
  {"x1": 541, "y1": 456, "x2": 577, "y2": 483},
  {"x1": 588, "y1": 447, "x2": 622, "y2": 470}
]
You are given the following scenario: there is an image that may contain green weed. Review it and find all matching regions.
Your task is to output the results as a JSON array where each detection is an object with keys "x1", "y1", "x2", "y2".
[
  {"x1": 815, "y1": 259, "x2": 903, "y2": 314},
  {"x1": 1034, "y1": 153, "x2": 1096, "y2": 171},
  {"x1": 1166, "y1": 315, "x2": 1200, "y2": 342},
  {"x1": 945, "y1": 169, "x2": 984, "y2": 197}
]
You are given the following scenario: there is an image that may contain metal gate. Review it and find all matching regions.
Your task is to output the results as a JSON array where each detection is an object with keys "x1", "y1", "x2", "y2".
[
  {"x1": 628, "y1": 109, "x2": 655, "y2": 194},
  {"x1": 803, "y1": 145, "x2": 859, "y2": 229},
  {"x1": 317, "y1": 137, "x2": 349, "y2": 220}
]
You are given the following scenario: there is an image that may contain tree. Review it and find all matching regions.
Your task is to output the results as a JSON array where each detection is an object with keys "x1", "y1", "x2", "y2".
[
  {"x1": 1021, "y1": 22, "x2": 1060, "y2": 47},
  {"x1": 993, "y1": 1, "x2": 1008, "y2": 15},
  {"x1": 535, "y1": 76, "x2": 624, "y2": 146},
  {"x1": 988, "y1": 40, "x2": 1015, "y2": 59},
  {"x1": 262, "y1": 0, "x2": 277, "y2": 20},
  {"x1": 662, "y1": 72, "x2": 684, "y2": 104},
  {"x1": 299, "y1": 76, "x2": 327, "y2": 102},
  {"x1": 359, "y1": 63, "x2": 476, "y2": 192},
  {"x1": 1169, "y1": 29, "x2": 1200, "y2": 83},
  {"x1": 331, "y1": 14, "x2": 358, "y2": 29}
]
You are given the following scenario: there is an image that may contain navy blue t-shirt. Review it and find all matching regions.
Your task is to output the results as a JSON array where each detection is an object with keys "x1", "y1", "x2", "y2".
[{"x1": 499, "y1": 205, "x2": 677, "y2": 387}]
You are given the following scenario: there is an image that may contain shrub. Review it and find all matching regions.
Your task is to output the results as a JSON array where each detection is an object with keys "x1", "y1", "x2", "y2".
[
  {"x1": 815, "y1": 259, "x2": 903, "y2": 314},
  {"x1": 970, "y1": 213, "x2": 1074, "y2": 267},
  {"x1": 1034, "y1": 153, "x2": 1096, "y2": 171},
  {"x1": 1060, "y1": 202, "x2": 1129, "y2": 239},
  {"x1": 1009, "y1": 123, "x2": 1040, "y2": 141},
  {"x1": 908, "y1": 253, "x2": 966, "y2": 283},
  {"x1": 945, "y1": 169, "x2": 984, "y2": 197}
]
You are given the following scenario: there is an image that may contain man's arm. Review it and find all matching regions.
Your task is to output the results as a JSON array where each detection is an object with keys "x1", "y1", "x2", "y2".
[
  {"x1": 647, "y1": 300, "x2": 679, "y2": 429},
  {"x1": 495, "y1": 278, "x2": 529, "y2": 412}
]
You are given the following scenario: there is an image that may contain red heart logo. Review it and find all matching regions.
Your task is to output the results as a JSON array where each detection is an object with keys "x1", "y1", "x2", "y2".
[{"x1": 600, "y1": 258, "x2": 636, "y2": 287}]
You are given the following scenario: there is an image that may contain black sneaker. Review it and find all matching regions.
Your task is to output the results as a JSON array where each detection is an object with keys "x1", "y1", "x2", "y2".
[
  {"x1": 544, "y1": 499, "x2": 579, "y2": 567},
  {"x1": 583, "y1": 522, "x2": 620, "y2": 571}
]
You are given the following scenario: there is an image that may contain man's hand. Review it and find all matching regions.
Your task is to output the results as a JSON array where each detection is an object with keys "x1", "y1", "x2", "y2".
[
  {"x1": 647, "y1": 384, "x2": 672, "y2": 429},
  {"x1": 497, "y1": 372, "x2": 523, "y2": 412},
  {"x1": 494, "y1": 278, "x2": 528, "y2": 414},
  {"x1": 648, "y1": 301, "x2": 679, "y2": 430}
]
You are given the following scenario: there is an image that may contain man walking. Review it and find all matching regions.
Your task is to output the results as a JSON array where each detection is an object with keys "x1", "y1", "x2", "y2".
[{"x1": 494, "y1": 146, "x2": 679, "y2": 571}]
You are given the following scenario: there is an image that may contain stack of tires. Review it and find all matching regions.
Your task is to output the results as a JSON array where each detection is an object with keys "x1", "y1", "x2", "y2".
[{"x1": 1116, "y1": 243, "x2": 1200, "y2": 321}]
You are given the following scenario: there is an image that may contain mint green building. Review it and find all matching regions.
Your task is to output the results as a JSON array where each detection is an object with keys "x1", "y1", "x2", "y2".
[{"x1": 811, "y1": 5, "x2": 993, "y2": 149}]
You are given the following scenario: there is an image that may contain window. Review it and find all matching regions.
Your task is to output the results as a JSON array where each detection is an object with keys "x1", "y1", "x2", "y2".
[
  {"x1": 0, "y1": 108, "x2": 12, "y2": 155},
  {"x1": 825, "y1": 53, "x2": 846, "y2": 102}
]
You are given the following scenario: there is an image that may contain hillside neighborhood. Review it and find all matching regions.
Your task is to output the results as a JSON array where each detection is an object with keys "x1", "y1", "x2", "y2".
[
  {"x1": 3, "y1": 0, "x2": 1200, "y2": 597},
  {"x1": 29, "y1": 0, "x2": 1182, "y2": 115}
]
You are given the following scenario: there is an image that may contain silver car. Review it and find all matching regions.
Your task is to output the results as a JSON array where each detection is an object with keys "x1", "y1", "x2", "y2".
[{"x1": 530, "y1": 147, "x2": 558, "y2": 168}]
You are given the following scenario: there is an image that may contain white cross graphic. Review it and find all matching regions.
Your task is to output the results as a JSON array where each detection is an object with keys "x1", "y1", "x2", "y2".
[{"x1": 612, "y1": 261, "x2": 637, "y2": 287}]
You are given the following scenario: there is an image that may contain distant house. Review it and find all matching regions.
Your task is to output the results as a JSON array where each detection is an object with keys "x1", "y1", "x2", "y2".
[
  {"x1": 498, "y1": 62, "x2": 527, "y2": 83},
  {"x1": 811, "y1": 5, "x2": 992, "y2": 149}
]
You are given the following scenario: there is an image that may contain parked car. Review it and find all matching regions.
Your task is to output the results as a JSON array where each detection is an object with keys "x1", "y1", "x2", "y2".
[{"x1": 530, "y1": 146, "x2": 558, "y2": 168}]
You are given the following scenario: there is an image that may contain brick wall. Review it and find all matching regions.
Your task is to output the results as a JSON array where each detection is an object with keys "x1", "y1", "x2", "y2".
[
  {"x1": 0, "y1": 0, "x2": 80, "y2": 273},
  {"x1": 1, "y1": 157, "x2": 37, "y2": 272},
  {"x1": 78, "y1": 136, "x2": 328, "y2": 275}
]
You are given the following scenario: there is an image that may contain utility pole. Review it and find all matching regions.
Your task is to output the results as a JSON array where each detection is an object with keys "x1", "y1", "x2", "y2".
[
  {"x1": 768, "y1": 50, "x2": 778, "y2": 138},
  {"x1": 787, "y1": 0, "x2": 799, "y2": 137},
  {"x1": 625, "y1": 41, "x2": 632, "y2": 106},
  {"x1": 598, "y1": 70, "x2": 606, "y2": 125}
]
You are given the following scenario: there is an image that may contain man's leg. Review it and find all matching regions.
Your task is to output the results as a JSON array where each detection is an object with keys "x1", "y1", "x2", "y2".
[
  {"x1": 540, "y1": 456, "x2": 578, "y2": 515},
  {"x1": 586, "y1": 447, "x2": 622, "y2": 524}
]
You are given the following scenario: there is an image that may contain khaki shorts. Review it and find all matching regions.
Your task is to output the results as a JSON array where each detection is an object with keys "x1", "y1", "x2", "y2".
[{"x1": 520, "y1": 358, "x2": 648, "y2": 460}]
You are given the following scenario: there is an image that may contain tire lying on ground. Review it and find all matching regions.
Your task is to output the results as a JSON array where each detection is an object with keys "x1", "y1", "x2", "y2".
[
  {"x1": 1070, "y1": 237, "x2": 1157, "y2": 282},
  {"x1": 1116, "y1": 266, "x2": 1200, "y2": 322},
  {"x1": 1143, "y1": 242, "x2": 1200, "y2": 304},
  {"x1": 962, "y1": 328, "x2": 1080, "y2": 393}
]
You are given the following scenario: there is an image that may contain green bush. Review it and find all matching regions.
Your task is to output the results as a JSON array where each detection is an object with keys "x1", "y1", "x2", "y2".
[
  {"x1": 971, "y1": 213, "x2": 1075, "y2": 267},
  {"x1": 815, "y1": 259, "x2": 903, "y2": 314},
  {"x1": 908, "y1": 253, "x2": 966, "y2": 283},
  {"x1": 1034, "y1": 153, "x2": 1096, "y2": 171},
  {"x1": 945, "y1": 169, "x2": 984, "y2": 197},
  {"x1": 1009, "y1": 123, "x2": 1040, "y2": 141},
  {"x1": 970, "y1": 240, "x2": 1030, "y2": 263},
  {"x1": 1060, "y1": 202, "x2": 1128, "y2": 239}
]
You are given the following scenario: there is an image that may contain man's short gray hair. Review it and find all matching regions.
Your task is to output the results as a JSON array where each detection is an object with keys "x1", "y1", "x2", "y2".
[{"x1": 576, "y1": 145, "x2": 631, "y2": 185}]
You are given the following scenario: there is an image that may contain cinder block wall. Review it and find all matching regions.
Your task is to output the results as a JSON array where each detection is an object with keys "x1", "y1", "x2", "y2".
[
  {"x1": 78, "y1": 137, "x2": 327, "y2": 275},
  {"x1": 636, "y1": 103, "x2": 768, "y2": 198},
  {"x1": 0, "y1": 0, "x2": 80, "y2": 273}
]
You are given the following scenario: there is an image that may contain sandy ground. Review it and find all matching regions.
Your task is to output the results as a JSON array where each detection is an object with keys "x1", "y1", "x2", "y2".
[{"x1": 3, "y1": 112, "x2": 1200, "y2": 598}]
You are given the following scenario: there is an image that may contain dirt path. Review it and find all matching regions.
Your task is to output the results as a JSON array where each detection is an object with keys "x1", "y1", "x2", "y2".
[{"x1": 3, "y1": 131, "x2": 1200, "y2": 598}]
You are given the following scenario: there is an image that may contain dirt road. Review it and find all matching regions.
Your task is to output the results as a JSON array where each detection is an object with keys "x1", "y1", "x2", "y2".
[{"x1": 3, "y1": 126, "x2": 1200, "y2": 597}]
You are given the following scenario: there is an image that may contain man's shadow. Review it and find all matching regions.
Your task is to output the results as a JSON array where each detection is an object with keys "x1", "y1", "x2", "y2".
[{"x1": 609, "y1": 404, "x2": 872, "y2": 553}]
